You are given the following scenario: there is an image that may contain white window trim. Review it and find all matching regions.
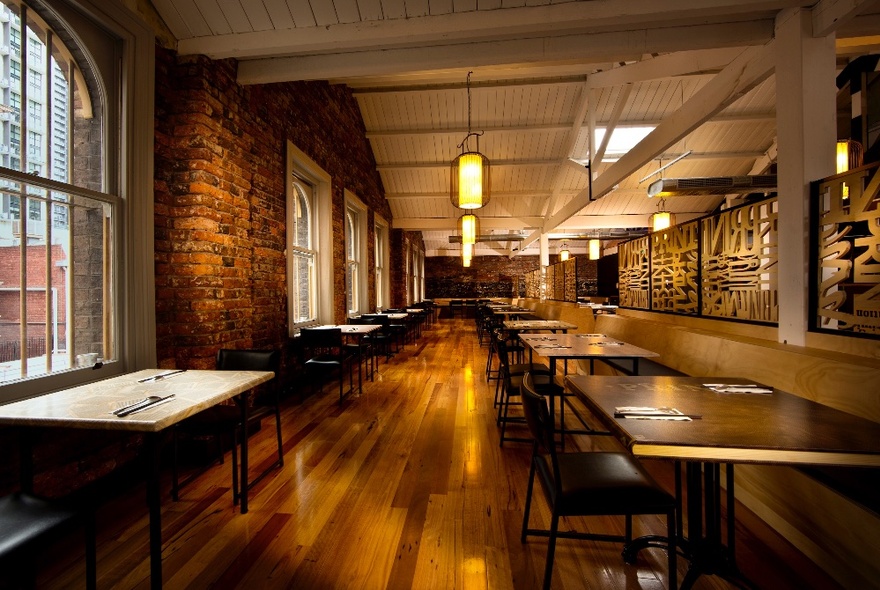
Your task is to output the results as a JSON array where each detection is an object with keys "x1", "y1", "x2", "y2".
[
  {"x1": 344, "y1": 189, "x2": 368, "y2": 318},
  {"x1": 374, "y1": 215, "x2": 389, "y2": 311},
  {"x1": 287, "y1": 141, "x2": 332, "y2": 333},
  {"x1": 0, "y1": 0, "x2": 156, "y2": 401}
]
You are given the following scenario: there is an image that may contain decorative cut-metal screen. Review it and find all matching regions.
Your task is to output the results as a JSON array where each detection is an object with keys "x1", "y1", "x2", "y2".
[
  {"x1": 525, "y1": 269, "x2": 541, "y2": 298},
  {"x1": 702, "y1": 199, "x2": 778, "y2": 321},
  {"x1": 523, "y1": 258, "x2": 584, "y2": 301},
  {"x1": 812, "y1": 163, "x2": 880, "y2": 336},
  {"x1": 619, "y1": 197, "x2": 779, "y2": 324},
  {"x1": 618, "y1": 236, "x2": 650, "y2": 308},
  {"x1": 651, "y1": 221, "x2": 699, "y2": 314}
]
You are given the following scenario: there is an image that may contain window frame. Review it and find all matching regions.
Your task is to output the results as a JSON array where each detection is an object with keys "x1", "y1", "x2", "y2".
[
  {"x1": 286, "y1": 141, "x2": 332, "y2": 334},
  {"x1": 344, "y1": 191, "x2": 368, "y2": 318},
  {"x1": 0, "y1": 0, "x2": 156, "y2": 403},
  {"x1": 374, "y1": 215, "x2": 389, "y2": 311}
]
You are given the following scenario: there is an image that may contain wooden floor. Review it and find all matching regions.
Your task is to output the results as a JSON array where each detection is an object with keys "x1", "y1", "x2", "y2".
[{"x1": 38, "y1": 318, "x2": 842, "y2": 589}]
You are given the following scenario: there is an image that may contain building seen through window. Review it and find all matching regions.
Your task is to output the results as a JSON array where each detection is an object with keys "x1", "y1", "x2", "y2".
[{"x1": 0, "y1": 0, "x2": 114, "y2": 387}]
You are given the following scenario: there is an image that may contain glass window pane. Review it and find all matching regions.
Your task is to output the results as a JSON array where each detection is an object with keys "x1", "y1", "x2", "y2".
[{"x1": 0, "y1": 183, "x2": 114, "y2": 384}]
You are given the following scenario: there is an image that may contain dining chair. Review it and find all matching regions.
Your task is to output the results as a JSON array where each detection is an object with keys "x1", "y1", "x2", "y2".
[
  {"x1": 358, "y1": 314, "x2": 394, "y2": 362},
  {"x1": 495, "y1": 334, "x2": 553, "y2": 446},
  {"x1": 300, "y1": 327, "x2": 357, "y2": 405},
  {"x1": 0, "y1": 491, "x2": 96, "y2": 589},
  {"x1": 171, "y1": 348, "x2": 282, "y2": 509},
  {"x1": 519, "y1": 372, "x2": 677, "y2": 590}
]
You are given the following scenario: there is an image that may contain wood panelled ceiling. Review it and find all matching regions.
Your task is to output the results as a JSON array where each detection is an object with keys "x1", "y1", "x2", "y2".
[{"x1": 151, "y1": 0, "x2": 880, "y2": 256}]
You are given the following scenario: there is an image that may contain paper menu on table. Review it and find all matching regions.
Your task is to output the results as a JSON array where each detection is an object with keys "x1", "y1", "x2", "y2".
[{"x1": 614, "y1": 406, "x2": 692, "y2": 421}]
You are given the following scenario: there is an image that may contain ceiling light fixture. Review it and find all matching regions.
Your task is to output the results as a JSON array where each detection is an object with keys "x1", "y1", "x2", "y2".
[
  {"x1": 462, "y1": 242, "x2": 473, "y2": 267},
  {"x1": 451, "y1": 72, "x2": 490, "y2": 210},
  {"x1": 459, "y1": 213, "x2": 480, "y2": 246},
  {"x1": 588, "y1": 239, "x2": 601, "y2": 260},
  {"x1": 836, "y1": 139, "x2": 862, "y2": 174},
  {"x1": 651, "y1": 199, "x2": 674, "y2": 232},
  {"x1": 559, "y1": 242, "x2": 570, "y2": 261}
]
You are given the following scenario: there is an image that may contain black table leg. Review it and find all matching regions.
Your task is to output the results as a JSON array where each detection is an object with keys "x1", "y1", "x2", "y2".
[
  {"x1": 239, "y1": 392, "x2": 250, "y2": 514},
  {"x1": 145, "y1": 431, "x2": 163, "y2": 589}
]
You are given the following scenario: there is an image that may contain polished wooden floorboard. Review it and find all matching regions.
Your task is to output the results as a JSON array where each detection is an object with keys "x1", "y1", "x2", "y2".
[{"x1": 38, "y1": 318, "x2": 841, "y2": 589}]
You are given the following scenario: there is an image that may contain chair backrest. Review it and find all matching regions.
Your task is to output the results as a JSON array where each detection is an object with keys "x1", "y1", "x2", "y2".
[
  {"x1": 494, "y1": 331, "x2": 511, "y2": 372},
  {"x1": 361, "y1": 314, "x2": 390, "y2": 326},
  {"x1": 521, "y1": 372, "x2": 560, "y2": 474},
  {"x1": 216, "y1": 349, "x2": 280, "y2": 373},
  {"x1": 299, "y1": 327, "x2": 343, "y2": 350},
  {"x1": 216, "y1": 348, "x2": 280, "y2": 405}
]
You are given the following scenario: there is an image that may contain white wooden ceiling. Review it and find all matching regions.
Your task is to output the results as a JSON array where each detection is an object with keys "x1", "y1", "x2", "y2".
[{"x1": 152, "y1": 0, "x2": 880, "y2": 256}]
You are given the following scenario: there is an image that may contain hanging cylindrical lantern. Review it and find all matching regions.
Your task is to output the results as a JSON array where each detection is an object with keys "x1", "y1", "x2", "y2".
[
  {"x1": 588, "y1": 239, "x2": 601, "y2": 260},
  {"x1": 459, "y1": 213, "x2": 480, "y2": 245}
]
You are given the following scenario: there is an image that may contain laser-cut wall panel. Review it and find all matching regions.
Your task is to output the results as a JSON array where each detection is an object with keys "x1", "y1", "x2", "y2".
[
  {"x1": 651, "y1": 221, "x2": 699, "y2": 314},
  {"x1": 525, "y1": 269, "x2": 541, "y2": 298},
  {"x1": 563, "y1": 258, "x2": 577, "y2": 301},
  {"x1": 618, "y1": 237, "x2": 650, "y2": 309},
  {"x1": 702, "y1": 199, "x2": 778, "y2": 321},
  {"x1": 813, "y1": 164, "x2": 880, "y2": 336}
]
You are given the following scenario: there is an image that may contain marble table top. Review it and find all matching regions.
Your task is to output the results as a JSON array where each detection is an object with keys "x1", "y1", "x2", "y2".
[{"x1": 0, "y1": 369, "x2": 274, "y2": 432}]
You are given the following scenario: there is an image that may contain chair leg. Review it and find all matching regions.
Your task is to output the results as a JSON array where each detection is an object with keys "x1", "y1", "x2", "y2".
[
  {"x1": 85, "y1": 507, "x2": 97, "y2": 590},
  {"x1": 521, "y1": 458, "x2": 537, "y2": 543},
  {"x1": 274, "y1": 406, "x2": 284, "y2": 467},
  {"x1": 667, "y1": 508, "x2": 677, "y2": 590},
  {"x1": 543, "y1": 512, "x2": 560, "y2": 590}
]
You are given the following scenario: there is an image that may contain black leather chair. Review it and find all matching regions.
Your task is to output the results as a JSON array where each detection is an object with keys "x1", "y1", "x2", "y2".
[
  {"x1": 495, "y1": 334, "x2": 552, "y2": 446},
  {"x1": 358, "y1": 314, "x2": 394, "y2": 362},
  {"x1": 519, "y1": 373, "x2": 677, "y2": 590},
  {"x1": 300, "y1": 327, "x2": 357, "y2": 405},
  {"x1": 171, "y1": 349, "x2": 282, "y2": 509},
  {"x1": 0, "y1": 492, "x2": 96, "y2": 589}
]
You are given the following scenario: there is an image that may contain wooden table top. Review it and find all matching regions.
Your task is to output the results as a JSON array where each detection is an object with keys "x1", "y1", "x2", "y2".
[
  {"x1": 0, "y1": 369, "x2": 273, "y2": 433},
  {"x1": 503, "y1": 320, "x2": 578, "y2": 331},
  {"x1": 565, "y1": 375, "x2": 880, "y2": 467},
  {"x1": 519, "y1": 333, "x2": 659, "y2": 361}
]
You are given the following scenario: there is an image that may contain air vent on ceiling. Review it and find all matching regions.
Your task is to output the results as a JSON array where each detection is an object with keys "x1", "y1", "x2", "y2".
[{"x1": 647, "y1": 175, "x2": 777, "y2": 197}]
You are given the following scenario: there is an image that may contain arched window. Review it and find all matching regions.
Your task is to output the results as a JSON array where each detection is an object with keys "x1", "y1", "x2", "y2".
[
  {"x1": 289, "y1": 178, "x2": 315, "y2": 325},
  {"x1": 0, "y1": 0, "x2": 152, "y2": 397}
]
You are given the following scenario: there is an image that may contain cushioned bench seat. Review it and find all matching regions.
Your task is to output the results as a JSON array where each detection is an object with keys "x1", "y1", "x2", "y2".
[{"x1": 599, "y1": 357, "x2": 687, "y2": 377}]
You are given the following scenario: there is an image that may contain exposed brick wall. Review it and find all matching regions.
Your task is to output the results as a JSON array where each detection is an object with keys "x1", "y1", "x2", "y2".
[
  {"x1": 426, "y1": 254, "x2": 602, "y2": 299},
  {"x1": 425, "y1": 255, "x2": 541, "y2": 298},
  {"x1": 154, "y1": 47, "x2": 391, "y2": 371},
  {"x1": 390, "y1": 229, "x2": 425, "y2": 307}
]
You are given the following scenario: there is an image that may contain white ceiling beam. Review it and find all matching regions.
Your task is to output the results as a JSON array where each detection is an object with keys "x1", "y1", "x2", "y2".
[
  {"x1": 394, "y1": 213, "x2": 674, "y2": 231},
  {"x1": 513, "y1": 41, "x2": 776, "y2": 254},
  {"x1": 586, "y1": 47, "x2": 745, "y2": 88},
  {"x1": 393, "y1": 217, "x2": 544, "y2": 230},
  {"x1": 365, "y1": 112, "x2": 775, "y2": 138},
  {"x1": 749, "y1": 139, "x2": 779, "y2": 174},
  {"x1": 380, "y1": 151, "x2": 765, "y2": 171},
  {"x1": 237, "y1": 20, "x2": 774, "y2": 84},
  {"x1": 593, "y1": 83, "x2": 632, "y2": 165},
  {"x1": 181, "y1": 0, "x2": 797, "y2": 60},
  {"x1": 543, "y1": 80, "x2": 592, "y2": 218},
  {"x1": 812, "y1": 0, "x2": 876, "y2": 37}
]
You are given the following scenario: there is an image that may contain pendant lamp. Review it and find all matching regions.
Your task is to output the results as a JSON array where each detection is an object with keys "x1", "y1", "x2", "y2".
[{"x1": 451, "y1": 72, "x2": 490, "y2": 210}]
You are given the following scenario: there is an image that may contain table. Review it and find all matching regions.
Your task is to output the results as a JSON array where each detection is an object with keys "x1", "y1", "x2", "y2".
[
  {"x1": 319, "y1": 324, "x2": 380, "y2": 383},
  {"x1": 502, "y1": 319, "x2": 577, "y2": 333},
  {"x1": 0, "y1": 368, "x2": 274, "y2": 589},
  {"x1": 564, "y1": 375, "x2": 880, "y2": 589},
  {"x1": 519, "y1": 333, "x2": 659, "y2": 444},
  {"x1": 519, "y1": 333, "x2": 659, "y2": 377}
]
